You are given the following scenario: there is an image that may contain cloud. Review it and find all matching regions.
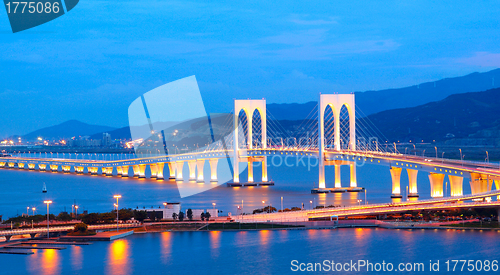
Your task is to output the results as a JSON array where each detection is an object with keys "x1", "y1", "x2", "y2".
[
  {"x1": 456, "y1": 52, "x2": 500, "y2": 67},
  {"x1": 290, "y1": 17, "x2": 338, "y2": 25}
]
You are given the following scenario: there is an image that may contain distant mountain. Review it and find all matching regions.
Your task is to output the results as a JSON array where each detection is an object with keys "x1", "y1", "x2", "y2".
[
  {"x1": 266, "y1": 69, "x2": 500, "y2": 120},
  {"x1": 89, "y1": 126, "x2": 131, "y2": 140},
  {"x1": 362, "y1": 88, "x2": 500, "y2": 143},
  {"x1": 21, "y1": 120, "x2": 116, "y2": 141}
]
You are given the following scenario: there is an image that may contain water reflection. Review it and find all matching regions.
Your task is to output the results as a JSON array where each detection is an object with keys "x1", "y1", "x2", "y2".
[
  {"x1": 160, "y1": 232, "x2": 172, "y2": 264},
  {"x1": 106, "y1": 239, "x2": 130, "y2": 275},
  {"x1": 41, "y1": 249, "x2": 60, "y2": 275},
  {"x1": 71, "y1": 246, "x2": 83, "y2": 271},
  {"x1": 209, "y1": 231, "x2": 221, "y2": 259}
]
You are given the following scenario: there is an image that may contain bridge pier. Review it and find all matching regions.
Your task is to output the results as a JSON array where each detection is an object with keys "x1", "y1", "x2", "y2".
[
  {"x1": 75, "y1": 166, "x2": 84, "y2": 174},
  {"x1": 105, "y1": 167, "x2": 113, "y2": 177},
  {"x1": 121, "y1": 166, "x2": 129, "y2": 177},
  {"x1": 261, "y1": 157, "x2": 267, "y2": 182},
  {"x1": 188, "y1": 160, "x2": 196, "y2": 181},
  {"x1": 150, "y1": 164, "x2": 158, "y2": 178},
  {"x1": 132, "y1": 165, "x2": 140, "y2": 178},
  {"x1": 4, "y1": 235, "x2": 12, "y2": 242},
  {"x1": 168, "y1": 162, "x2": 176, "y2": 179},
  {"x1": 196, "y1": 160, "x2": 205, "y2": 182},
  {"x1": 209, "y1": 159, "x2": 218, "y2": 182},
  {"x1": 138, "y1": 164, "x2": 146, "y2": 178},
  {"x1": 334, "y1": 165, "x2": 341, "y2": 188},
  {"x1": 429, "y1": 172, "x2": 444, "y2": 198},
  {"x1": 470, "y1": 173, "x2": 489, "y2": 194},
  {"x1": 175, "y1": 161, "x2": 184, "y2": 181},
  {"x1": 30, "y1": 233, "x2": 36, "y2": 239},
  {"x1": 407, "y1": 169, "x2": 419, "y2": 197},
  {"x1": 449, "y1": 175, "x2": 464, "y2": 197},
  {"x1": 247, "y1": 159, "x2": 254, "y2": 183},
  {"x1": 390, "y1": 167, "x2": 402, "y2": 198},
  {"x1": 156, "y1": 163, "x2": 164, "y2": 180},
  {"x1": 349, "y1": 164, "x2": 357, "y2": 187}
]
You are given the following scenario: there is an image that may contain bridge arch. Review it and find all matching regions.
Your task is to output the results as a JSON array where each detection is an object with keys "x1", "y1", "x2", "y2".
[
  {"x1": 237, "y1": 109, "x2": 250, "y2": 149},
  {"x1": 252, "y1": 108, "x2": 264, "y2": 148},
  {"x1": 323, "y1": 104, "x2": 336, "y2": 150}
]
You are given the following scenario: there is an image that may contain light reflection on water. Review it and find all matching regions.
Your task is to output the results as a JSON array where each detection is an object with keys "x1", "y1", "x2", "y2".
[{"x1": 2, "y1": 229, "x2": 498, "y2": 275}]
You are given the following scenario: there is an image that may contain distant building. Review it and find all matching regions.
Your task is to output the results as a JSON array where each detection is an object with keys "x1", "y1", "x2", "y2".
[{"x1": 102, "y1": 133, "x2": 111, "y2": 147}]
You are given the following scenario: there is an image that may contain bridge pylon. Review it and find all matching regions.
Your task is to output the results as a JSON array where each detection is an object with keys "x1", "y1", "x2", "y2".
[
  {"x1": 233, "y1": 99, "x2": 268, "y2": 184},
  {"x1": 318, "y1": 94, "x2": 356, "y2": 189}
]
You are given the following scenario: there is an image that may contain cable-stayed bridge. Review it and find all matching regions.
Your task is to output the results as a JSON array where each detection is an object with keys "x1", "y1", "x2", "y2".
[{"x1": 1, "y1": 94, "x2": 500, "y2": 200}]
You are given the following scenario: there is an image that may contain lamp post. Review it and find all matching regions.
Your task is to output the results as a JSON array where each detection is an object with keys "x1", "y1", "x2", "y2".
[
  {"x1": 27, "y1": 206, "x2": 29, "y2": 217},
  {"x1": 75, "y1": 205, "x2": 79, "y2": 219},
  {"x1": 32, "y1": 207, "x2": 36, "y2": 216},
  {"x1": 310, "y1": 200, "x2": 313, "y2": 210},
  {"x1": 486, "y1": 151, "x2": 489, "y2": 163},
  {"x1": 163, "y1": 202, "x2": 167, "y2": 209},
  {"x1": 212, "y1": 203, "x2": 216, "y2": 210},
  {"x1": 281, "y1": 196, "x2": 283, "y2": 212},
  {"x1": 459, "y1": 149, "x2": 463, "y2": 166},
  {"x1": 434, "y1": 146, "x2": 437, "y2": 159},
  {"x1": 114, "y1": 195, "x2": 121, "y2": 231},
  {"x1": 43, "y1": 200, "x2": 52, "y2": 239}
]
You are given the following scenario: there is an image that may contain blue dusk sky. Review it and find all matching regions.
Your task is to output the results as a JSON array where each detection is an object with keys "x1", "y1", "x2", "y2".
[{"x1": 1, "y1": 0, "x2": 499, "y2": 137}]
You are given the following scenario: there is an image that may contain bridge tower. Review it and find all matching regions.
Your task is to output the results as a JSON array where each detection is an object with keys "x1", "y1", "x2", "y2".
[
  {"x1": 233, "y1": 99, "x2": 267, "y2": 183},
  {"x1": 318, "y1": 94, "x2": 356, "y2": 189}
]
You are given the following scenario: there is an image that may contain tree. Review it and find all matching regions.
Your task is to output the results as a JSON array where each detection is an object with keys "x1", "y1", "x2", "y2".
[
  {"x1": 133, "y1": 210, "x2": 148, "y2": 222},
  {"x1": 100, "y1": 212, "x2": 115, "y2": 223},
  {"x1": 187, "y1": 209, "x2": 193, "y2": 221},
  {"x1": 74, "y1": 223, "x2": 88, "y2": 233},
  {"x1": 57, "y1": 212, "x2": 72, "y2": 222},
  {"x1": 118, "y1": 209, "x2": 133, "y2": 221},
  {"x1": 150, "y1": 210, "x2": 157, "y2": 222},
  {"x1": 205, "y1": 212, "x2": 211, "y2": 221},
  {"x1": 172, "y1": 212, "x2": 178, "y2": 221},
  {"x1": 201, "y1": 212, "x2": 205, "y2": 221},
  {"x1": 81, "y1": 213, "x2": 99, "y2": 225},
  {"x1": 178, "y1": 211, "x2": 184, "y2": 221}
]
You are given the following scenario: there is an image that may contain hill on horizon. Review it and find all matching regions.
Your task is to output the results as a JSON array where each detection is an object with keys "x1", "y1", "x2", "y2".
[
  {"x1": 267, "y1": 68, "x2": 500, "y2": 120},
  {"x1": 20, "y1": 120, "x2": 116, "y2": 141}
]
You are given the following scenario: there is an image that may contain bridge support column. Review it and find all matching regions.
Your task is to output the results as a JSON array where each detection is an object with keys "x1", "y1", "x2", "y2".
[
  {"x1": 105, "y1": 167, "x2": 113, "y2": 177},
  {"x1": 75, "y1": 166, "x2": 84, "y2": 174},
  {"x1": 150, "y1": 164, "x2": 158, "y2": 178},
  {"x1": 407, "y1": 169, "x2": 419, "y2": 197},
  {"x1": 209, "y1": 159, "x2": 218, "y2": 182},
  {"x1": 188, "y1": 160, "x2": 197, "y2": 181},
  {"x1": 247, "y1": 159, "x2": 254, "y2": 183},
  {"x1": 156, "y1": 163, "x2": 164, "y2": 180},
  {"x1": 470, "y1": 173, "x2": 489, "y2": 194},
  {"x1": 349, "y1": 164, "x2": 357, "y2": 187},
  {"x1": 4, "y1": 235, "x2": 12, "y2": 242},
  {"x1": 28, "y1": 163, "x2": 35, "y2": 170},
  {"x1": 121, "y1": 166, "x2": 129, "y2": 177},
  {"x1": 30, "y1": 233, "x2": 36, "y2": 239},
  {"x1": 175, "y1": 161, "x2": 184, "y2": 181},
  {"x1": 132, "y1": 165, "x2": 140, "y2": 178},
  {"x1": 196, "y1": 160, "x2": 205, "y2": 183},
  {"x1": 390, "y1": 167, "x2": 402, "y2": 198},
  {"x1": 448, "y1": 175, "x2": 463, "y2": 197},
  {"x1": 429, "y1": 172, "x2": 444, "y2": 198},
  {"x1": 334, "y1": 165, "x2": 341, "y2": 188},
  {"x1": 138, "y1": 164, "x2": 146, "y2": 178},
  {"x1": 116, "y1": 166, "x2": 123, "y2": 176},
  {"x1": 261, "y1": 157, "x2": 268, "y2": 182},
  {"x1": 168, "y1": 162, "x2": 176, "y2": 179}
]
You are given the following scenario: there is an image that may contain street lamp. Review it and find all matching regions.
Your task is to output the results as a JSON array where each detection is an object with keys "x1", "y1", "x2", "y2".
[
  {"x1": 281, "y1": 196, "x2": 283, "y2": 211},
  {"x1": 75, "y1": 205, "x2": 79, "y2": 219},
  {"x1": 212, "y1": 203, "x2": 216, "y2": 210},
  {"x1": 43, "y1": 200, "x2": 52, "y2": 239},
  {"x1": 32, "y1": 207, "x2": 36, "y2": 216},
  {"x1": 310, "y1": 200, "x2": 313, "y2": 210},
  {"x1": 27, "y1": 206, "x2": 29, "y2": 217},
  {"x1": 434, "y1": 146, "x2": 437, "y2": 159},
  {"x1": 114, "y1": 195, "x2": 121, "y2": 231},
  {"x1": 163, "y1": 202, "x2": 167, "y2": 208},
  {"x1": 486, "y1": 151, "x2": 489, "y2": 163}
]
